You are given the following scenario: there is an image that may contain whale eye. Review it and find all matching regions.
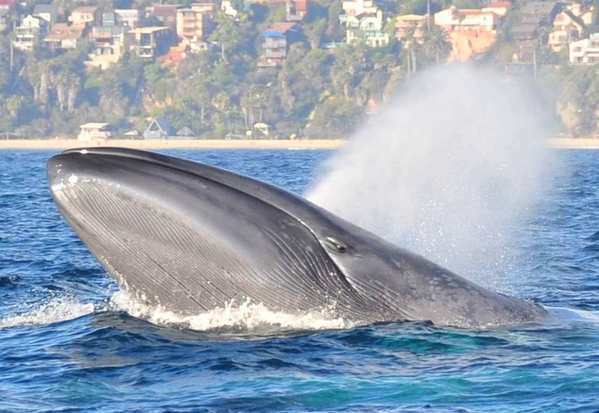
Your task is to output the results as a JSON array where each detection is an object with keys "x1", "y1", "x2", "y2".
[{"x1": 324, "y1": 236, "x2": 347, "y2": 253}]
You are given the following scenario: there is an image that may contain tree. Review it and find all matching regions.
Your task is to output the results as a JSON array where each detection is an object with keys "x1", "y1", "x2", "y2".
[{"x1": 419, "y1": 25, "x2": 452, "y2": 64}]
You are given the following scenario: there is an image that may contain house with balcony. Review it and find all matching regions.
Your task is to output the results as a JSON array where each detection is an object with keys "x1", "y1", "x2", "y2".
[
  {"x1": 13, "y1": 15, "x2": 47, "y2": 51},
  {"x1": 68, "y1": 6, "x2": 100, "y2": 29},
  {"x1": 570, "y1": 33, "x2": 599, "y2": 65},
  {"x1": 129, "y1": 26, "x2": 174, "y2": 59},
  {"x1": 115, "y1": 9, "x2": 141, "y2": 29},
  {"x1": 44, "y1": 23, "x2": 84, "y2": 50},
  {"x1": 258, "y1": 22, "x2": 300, "y2": 67},
  {"x1": 176, "y1": 7, "x2": 212, "y2": 52},
  {"x1": 33, "y1": 4, "x2": 57, "y2": 24},
  {"x1": 286, "y1": 0, "x2": 308, "y2": 22},
  {"x1": 339, "y1": 0, "x2": 389, "y2": 47},
  {"x1": 86, "y1": 25, "x2": 128, "y2": 70},
  {"x1": 548, "y1": 3, "x2": 594, "y2": 52}
]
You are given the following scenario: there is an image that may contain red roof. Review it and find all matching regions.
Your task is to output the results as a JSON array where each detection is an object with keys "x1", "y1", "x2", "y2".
[
  {"x1": 0, "y1": 0, "x2": 16, "y2": 6},
  {"x1": 294, "y1": 0, "x2": 308, "y2": 13},
  {"x1": 268, "y1": 22, "x2": 297, "y2": 33},
  {"x1": 152, "y1": 4, "x2": 178, "y2": 18},
  {"x1": 487, "y1": 1, "x2": 511, "y2": 8}
]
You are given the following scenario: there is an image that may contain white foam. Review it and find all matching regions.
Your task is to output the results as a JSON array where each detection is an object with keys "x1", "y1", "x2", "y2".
[
  {"x1": 548, "y1": 306, "x2": 599, "y2": 323},
  {"x1": 0, "y1": 296, "x2": 94, "y2": 329},
  {"x1": 110, "y1": 290, "x2": 355, "y2": 332}
]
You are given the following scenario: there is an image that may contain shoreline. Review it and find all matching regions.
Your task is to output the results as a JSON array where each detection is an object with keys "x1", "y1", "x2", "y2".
[
  {"x1": 0, "y1": 138, "x2": 598, "y2": 151},
  {"x1": 0, "y1": 138, "x2": 344, "y2": 151}
]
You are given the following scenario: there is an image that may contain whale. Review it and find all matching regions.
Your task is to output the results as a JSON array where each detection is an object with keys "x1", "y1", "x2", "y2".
[{"x1": 47, "y1": 148, "x2": 546, "y2": 328}]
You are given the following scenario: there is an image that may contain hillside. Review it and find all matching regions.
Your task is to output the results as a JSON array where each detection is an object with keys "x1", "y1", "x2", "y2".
[{"x1": 0, "y1": 0, "x2": 597, "y2": 139}]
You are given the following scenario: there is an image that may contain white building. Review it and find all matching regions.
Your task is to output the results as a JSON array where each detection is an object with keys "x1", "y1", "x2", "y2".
[
  {"x1": 339, "y1": 0, "x2": 389, "y2": 47},
  {"x1": 115, "y1": 9, "x2": 141, "y2": 29},
  {"x1": 570, "y1": 33, "x2": 599, "y2": 65},
  {"x1": 13, "y1": 15, "x2": 46, "y2": 51},
  {"x1": 221, "y1": 0, "x2": 239, "y2": 18},
  {"x1": 434, "y1": 6, "x2": 498, "y2": 32},
  {"x1": 78, "y1": 123, "x2": 111, "y2": 141},
  {"x1": 548, "y1": 3, "x2": 594, "y2": 52}
]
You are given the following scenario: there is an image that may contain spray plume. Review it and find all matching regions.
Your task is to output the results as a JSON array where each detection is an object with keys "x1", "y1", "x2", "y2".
[{"x1": 308, "y1": 64, "x2": 556, "y2": 290}]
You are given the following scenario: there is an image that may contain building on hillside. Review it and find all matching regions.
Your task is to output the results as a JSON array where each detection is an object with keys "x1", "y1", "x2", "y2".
[
  {"x1": 0, "y1": 0, "x2": 14, "y2": 31},
  {"x1": 78, "y1": 123, "x2": 111, "y2": 141},
  {"x1": 86, "y1": 25, "x2": 128, "y2": 70},
  {"x1": 115, "y1": 9, "x2": 141, "y2": 29},
  {"x1": 434, "y1": 5, "x2": 506, "y2": 61},
  {"x1": 148, "y1": 4, "x2": 179, "y2": 30},
  {"x1": 44, "y1": 23, "x2": 84, "y2": 50},
  {"x1": 221, "y1": 0, "x2": 239, "y2": 18},
  {"x1": 510, "y1": 1, "x2": 561, "y2": 61},
  {"x1": 258, "y1": 22, "x2": 300, "y2": 67},
  {"x1": 570, "y1": 33, "x2": 599, "y2": 64},
  {"x1": 286, "y1": 0, "x2": 308, "y2": 22},
  {"x1": 69, "y1": 6, "x2": 100, "y2": 28},
  {"x1": 0, "y1": 8, "x2": 10, "y2": 32},
  {"x1": 143, "y1": 118, "x2": 175, "y2": 139},
  {"x1": 0, "y1": 0, "x2": 16, "y2": 10},
  {"x1": 482, "y1": 1, "x2": 511, "y2": 17},
  {"x1": 13, "y1": 15, "x2": 47, "y2": 51},
  {"x1": 191, "y1": 1, "x2": 216, "y2": 14},
  {"x1": 102, "y1": 11, "x2": 116, "y2": 26},
  {"x1": 434, "y1": 6, "x2": 499, "y2": 32},
  {"x1": 129, "y1": 26, "x2": 174, "y2": 58},
  {"x1": 339, "y1": 0, "x2": 389, "y2": 47},
  {"x1": 176, "y1": 7, "x2": 212, "y2": 52},
  {"x1": 395, "y1": 14, "x2": 427, "y2": 42},
  {"x1": 548, "y1": 3, "x2": 594, "y2": 52},
  {"x1": 340, "y1": 0, "x2": 378, "y2": 19},
  {"x1": 32, "y1": 4, "x2": 57, "y2": 24}
]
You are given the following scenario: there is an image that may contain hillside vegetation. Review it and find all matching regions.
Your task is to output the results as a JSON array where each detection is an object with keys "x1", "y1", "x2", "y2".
[{"x1": 0, "y1": 0, "x2": 598, "y2": 138}]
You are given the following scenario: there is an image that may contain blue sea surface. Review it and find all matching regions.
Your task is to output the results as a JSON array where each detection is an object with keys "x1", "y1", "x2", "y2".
[{"x1": 1, "y1": 149, "x2": 598, "y2": 413}]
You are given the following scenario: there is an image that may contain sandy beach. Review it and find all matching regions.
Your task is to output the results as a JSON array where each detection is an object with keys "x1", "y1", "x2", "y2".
[
  {"x1": 0, "y1": 138, "x2": 344, "y2": 151},
  {"x1": 0, "y1": 137, "x2": 598, "y2": 150}
]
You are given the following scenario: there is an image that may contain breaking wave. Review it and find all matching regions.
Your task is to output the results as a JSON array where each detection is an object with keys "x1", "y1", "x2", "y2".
[
  {"x1": 0, "y1": 296, "x2": 94, "y2": 329},
  {"x1": 110, "y1": 291, "x2": 355, "y2": 333}
]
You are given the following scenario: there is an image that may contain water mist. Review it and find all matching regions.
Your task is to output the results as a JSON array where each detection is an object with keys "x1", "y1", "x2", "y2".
[{"x1": 308, "y1": 64, "x2": 556, "y2": 290}]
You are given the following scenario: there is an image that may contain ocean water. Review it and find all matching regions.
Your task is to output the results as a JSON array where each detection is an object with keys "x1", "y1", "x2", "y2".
[{"x1": 1, "y1": 149, "x2": 598, "y2": 413}]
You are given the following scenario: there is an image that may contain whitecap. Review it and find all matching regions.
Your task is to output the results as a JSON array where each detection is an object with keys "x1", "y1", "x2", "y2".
[
  {"x1": 0, "y1": 296, "x2": 94, "y2": 329},
  {"x1": 110, "y1": 290, "x2": 355, "y2": 333}
]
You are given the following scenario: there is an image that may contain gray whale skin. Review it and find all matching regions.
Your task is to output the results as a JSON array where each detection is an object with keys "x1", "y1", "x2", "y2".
[{"x1": 47, "y1": 148, "x2": 546, "y2": 328}]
